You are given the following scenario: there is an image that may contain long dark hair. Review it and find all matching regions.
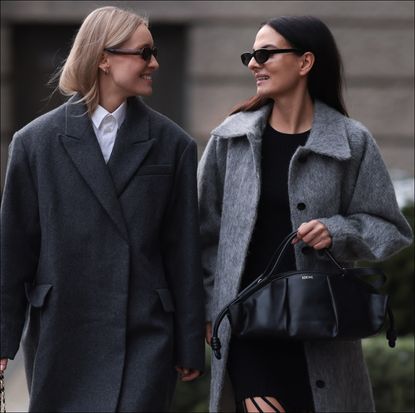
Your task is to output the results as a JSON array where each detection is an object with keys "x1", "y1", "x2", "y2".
[{"x1": 231, "y1": 16, "x2": 348, "y2": 116}]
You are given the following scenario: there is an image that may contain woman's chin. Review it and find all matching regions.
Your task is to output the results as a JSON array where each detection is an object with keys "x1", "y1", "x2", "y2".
[
  {"x1": 139, "y1": 90, "x2": 153, "y2": 97},
  {"x1": 256, "y1": 86, "x2": 272, "y2": 99},
  {"x1": 132, "y1": 85, "x2": 153, "y2": 97}
]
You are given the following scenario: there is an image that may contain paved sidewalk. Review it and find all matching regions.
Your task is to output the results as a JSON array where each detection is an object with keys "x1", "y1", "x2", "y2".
[{"x1": 4, "y1": 349, "x2": 29, "y2": 412}]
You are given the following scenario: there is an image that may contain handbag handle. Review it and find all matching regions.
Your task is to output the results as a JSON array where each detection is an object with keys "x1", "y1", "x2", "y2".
[
  {"x1": 260, "y1": 231, "x2": 345, "y2": 283},
  {"x1": 261, "y1": 232, "x2": 388, "y2": 290}
]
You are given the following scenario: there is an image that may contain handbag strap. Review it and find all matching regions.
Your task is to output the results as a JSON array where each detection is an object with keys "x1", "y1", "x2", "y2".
[
  {"x1": 386, "y1": 300, "x2": 397, "y2": 348},
  {"x1": 260, "y1": 231, "x2": 300, "y2": 279},
  {"x1": 261, "y1": 231, "x2": 345, "y2": 283},
  {"x1": 232, "y1": 231, "x2": 301, "y2": 298}
]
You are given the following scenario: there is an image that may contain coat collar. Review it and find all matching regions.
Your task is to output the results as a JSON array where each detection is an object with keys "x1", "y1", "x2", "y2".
[{"x1": 211, "y1": 100, "x2": 351, "y2": 161}]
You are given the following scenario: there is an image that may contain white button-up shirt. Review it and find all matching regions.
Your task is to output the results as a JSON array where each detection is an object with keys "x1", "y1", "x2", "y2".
[{"x1": 91, "y1": 102, "x2": 127, "y2": 163}]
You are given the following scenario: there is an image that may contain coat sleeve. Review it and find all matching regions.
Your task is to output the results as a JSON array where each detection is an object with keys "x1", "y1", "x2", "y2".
[
  {"x1": 1, "y1": 133, "x2": 40, "y2": 359},
  {"x1": 161, "y1": 140, "x2": 205, "y2": 371},
  {"x1": 318, "y1": 130, "x2": 413, "y2": 262},
  {"x1": 197, "y1": 136, "x2": 224, "y2": 322}
]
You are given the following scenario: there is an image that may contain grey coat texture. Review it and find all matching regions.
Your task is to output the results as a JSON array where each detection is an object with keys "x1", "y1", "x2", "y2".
[
  {"x1": 197, "y1": 100, "x2": 413, "y2": 412},
  {"x1": 0, "y1": 94, "x2": 205, "y2": 412}
]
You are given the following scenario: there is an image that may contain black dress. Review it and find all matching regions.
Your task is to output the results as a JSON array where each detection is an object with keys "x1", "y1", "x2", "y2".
[{"x1": 227, "y1": 124, "x2": 315, "y2": 412}]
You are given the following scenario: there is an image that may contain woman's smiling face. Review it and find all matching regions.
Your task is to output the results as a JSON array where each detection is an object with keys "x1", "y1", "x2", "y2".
[
  {"x1": 247, "y1": 24, "x2": 308, "y2": 100},
  {"x1": 101, "y1": 24, "x2": 160, "y2": 99}
]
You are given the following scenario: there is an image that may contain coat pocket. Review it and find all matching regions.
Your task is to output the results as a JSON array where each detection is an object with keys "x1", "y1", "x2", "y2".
[
  {"x1": 156, "y1": 288, "x2": 175, "y2": 312},
  {"x1": 25, "y1": 283, "x2": 53, "y2": 308}
]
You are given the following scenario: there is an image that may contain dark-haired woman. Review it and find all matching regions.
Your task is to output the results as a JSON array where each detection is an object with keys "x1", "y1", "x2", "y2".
[{"x1": 198, "y1": 16, "x2": 412, "y2": 413}]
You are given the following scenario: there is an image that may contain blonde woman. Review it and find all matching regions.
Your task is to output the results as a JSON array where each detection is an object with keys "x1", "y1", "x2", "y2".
[{"x1": 0, "y1": 6, "x2": 205, "y2": 412}]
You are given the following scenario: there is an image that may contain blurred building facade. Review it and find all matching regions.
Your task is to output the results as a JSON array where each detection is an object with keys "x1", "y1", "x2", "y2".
[
  {"x1": 1, "y1": 1, "x2": 414, "y2": 186},
  {"x1": 0, "y1": 1, "x2": 414, "y2": 411}
]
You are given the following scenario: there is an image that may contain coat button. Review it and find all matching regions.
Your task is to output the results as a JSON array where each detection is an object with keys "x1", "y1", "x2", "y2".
[
  {"x1": 302, "y1": 246, "x2": 313, "y2": 255},
  {"x1": 297, "y1": 202, "x2": 306, "y2": 210},
  {"x1": 316, "y1": 380, "x2": 326, "y2": 388}
]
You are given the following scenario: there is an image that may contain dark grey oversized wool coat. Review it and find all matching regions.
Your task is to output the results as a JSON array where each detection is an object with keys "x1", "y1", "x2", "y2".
[
  {"x1": 198, "y1": 100, "x2": 413, "y2": 412},
  {"x1": 0, "y1": 94, "x2": 205, "y2": 412}
]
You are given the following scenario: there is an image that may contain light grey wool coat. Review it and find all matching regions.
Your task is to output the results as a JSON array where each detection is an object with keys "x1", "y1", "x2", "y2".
[
  {"x1": 1, "y1": 94, "x2": 205, "y2": 412},
  {"x1": 197, "y1": 100, "x2": 413, "y2": 412}
]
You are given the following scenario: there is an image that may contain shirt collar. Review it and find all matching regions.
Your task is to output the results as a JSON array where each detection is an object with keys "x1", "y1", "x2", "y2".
[{"x1": 91, "y1": 101, "x2": 127, "y2": 129}]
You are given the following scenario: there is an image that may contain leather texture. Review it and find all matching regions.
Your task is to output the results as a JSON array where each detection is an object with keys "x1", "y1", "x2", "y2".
[
  {"x1": 227, "y1": 270, "x2": 387, "y2": 340},
  {"x1": 212, "y1": 231, "x2": 394, "y2": 360}
]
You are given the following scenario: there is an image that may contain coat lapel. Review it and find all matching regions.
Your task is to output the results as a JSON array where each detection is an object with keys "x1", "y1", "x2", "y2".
[
  {"x1": 107, "y1": 97, "x2": 155, "y2": 196},
  {"x1": 59, "y1": 95, "x2": 129, "y2": 241},
  {"x1": 211, "y1": 103, "x2": 272, "y2": 178}
]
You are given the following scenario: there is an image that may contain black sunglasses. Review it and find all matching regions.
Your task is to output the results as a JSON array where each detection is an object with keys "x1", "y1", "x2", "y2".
[
  {"x1": 104, "y1": 46, "x2": 158, "y2": 61},
  {"x1": 241, "y1": 48, "x2": 302, "y2": 66}
]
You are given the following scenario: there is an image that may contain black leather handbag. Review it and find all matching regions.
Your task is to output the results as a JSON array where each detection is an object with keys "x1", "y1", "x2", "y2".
[{"x1": 211, "y1": 231, "x2": 397, "y2": 360}]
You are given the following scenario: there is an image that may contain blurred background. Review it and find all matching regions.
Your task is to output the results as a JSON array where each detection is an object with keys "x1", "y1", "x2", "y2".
[{"x1": 1, "y1": 1, "x2": 414, "y2": 412}]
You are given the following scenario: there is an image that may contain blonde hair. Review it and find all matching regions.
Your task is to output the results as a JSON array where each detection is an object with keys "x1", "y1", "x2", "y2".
[{"x1": 57, "y1": 6, "x2": 148, "y2": 115}]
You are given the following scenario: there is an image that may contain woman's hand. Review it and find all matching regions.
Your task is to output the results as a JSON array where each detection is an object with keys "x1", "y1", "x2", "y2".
[
  {"x1": 175, "y1": 367, "x2": 201, "y2": 382},
  {"x1": 205, "y1": 322, "x2": 212, "y2": 346},
  {"x1": 0, "y1": 359, "x2": 8, "y2": 371},
  {"x1": 292, "y1": 220, "x2": 332, "y2": 250}
]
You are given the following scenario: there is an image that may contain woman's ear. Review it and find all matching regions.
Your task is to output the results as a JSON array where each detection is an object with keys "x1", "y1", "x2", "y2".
[
  {"x1": 299, "y1": 52, "x2": 315, "y2": 76},
  {"x1": 98, "y1": 52, "x2": 110, "y2": 75}
]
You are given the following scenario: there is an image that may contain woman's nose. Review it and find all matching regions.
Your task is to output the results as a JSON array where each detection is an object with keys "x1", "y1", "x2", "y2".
[
  {"x1": 149, "y1": 55, "x2": 159, "y2": 70},
  {"x1": 248, "y1": 57, "x2": 260, "y2": 70}
]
